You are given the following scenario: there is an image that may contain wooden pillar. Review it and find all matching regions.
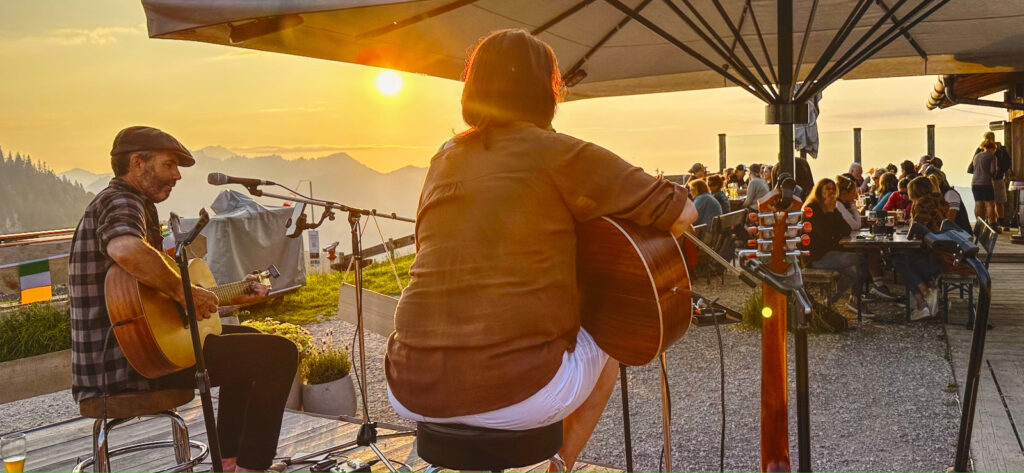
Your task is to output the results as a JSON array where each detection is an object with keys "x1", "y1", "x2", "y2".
[
  {"x1": 853, "y1": 128, "x2": 862, "y2": 164},
  {"x1": 927, "y1": 124, "x2": 936, "y2": 157},
  {"x1": 718, "y1": 133, "x2": 727, "y2": 172}
]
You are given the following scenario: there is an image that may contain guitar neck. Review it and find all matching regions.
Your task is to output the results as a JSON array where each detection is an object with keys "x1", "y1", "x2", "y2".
[{"x1": 210, "y1": 280, "x2": 249, "y2": 303}]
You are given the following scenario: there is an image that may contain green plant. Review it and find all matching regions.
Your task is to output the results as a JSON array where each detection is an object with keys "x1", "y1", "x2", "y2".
[
  {"x1": 738, "y1": 290, "x2": 764, "y2": 329},
  {"x1": 241, "y1": 254, "x2": 415, "y2": 326},
  {"x1": 302, "y1": 343, "x2": 352, "y2": 385},
  {"x1": 946, "y1": 382, "x2": 959, "y2": 393},
  {"x1": 0, "y1": 303, "x2": 71, "y2": 362},
  {"x1": 241, "y1": 317, "x2": 313, "y2": 359}
]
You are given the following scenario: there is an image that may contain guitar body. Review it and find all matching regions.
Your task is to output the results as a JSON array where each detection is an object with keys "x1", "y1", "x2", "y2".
[
  {"x1": 577, "y1": 216, "x2": 692, "y2": 366},
  {"x1": 105, "y1": 255, "x2": 222, "y2": 379}
]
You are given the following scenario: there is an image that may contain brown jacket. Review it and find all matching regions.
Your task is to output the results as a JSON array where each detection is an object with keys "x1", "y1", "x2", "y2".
[{"x1": 385, "y1": 123, "x2": 689, "y2": 417}]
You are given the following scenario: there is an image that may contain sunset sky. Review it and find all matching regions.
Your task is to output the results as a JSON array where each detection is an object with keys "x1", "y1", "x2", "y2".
[{"x1": 0, "y1": 0, "x2": 1007, "y2": 178}]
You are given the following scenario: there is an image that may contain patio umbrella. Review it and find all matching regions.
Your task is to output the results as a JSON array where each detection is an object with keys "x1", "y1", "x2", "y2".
[
  {"x1": 141, "y1": 1, "x2": 1023, "y2": 471},
  {"x1": 142, "y1": 0, "x2": 1024, "y2": 102}
]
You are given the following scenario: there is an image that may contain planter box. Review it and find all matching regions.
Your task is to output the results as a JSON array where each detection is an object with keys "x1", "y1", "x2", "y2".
[
  {"x1": 336, "y1": 283, "x2": 398, "y2": 337},
  {"x1": 0, "y1": 349, "x2": 71, "y2": 403},
  {"x1": 302, "y1": 374, "x2": 357, "y2": 417}
]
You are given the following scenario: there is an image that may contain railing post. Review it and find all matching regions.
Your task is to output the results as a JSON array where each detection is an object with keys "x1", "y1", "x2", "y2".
[
  {"x1": 927, "y1": 124, "x2": 936, "y2": 156},
  {"x1": 718, "y1": 133, "x2": 727, "y2": 172},
  {"x1": 854, "y1": 127, "x2": 862, "y2": 164}
]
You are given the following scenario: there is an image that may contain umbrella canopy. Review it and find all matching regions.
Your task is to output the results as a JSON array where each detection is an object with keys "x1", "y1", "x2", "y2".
[{"x1": 143, "y1": 0, "x2": 1024, "y2": 101}]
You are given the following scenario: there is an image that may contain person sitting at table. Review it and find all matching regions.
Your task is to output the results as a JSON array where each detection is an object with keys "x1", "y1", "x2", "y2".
[
  {"x1": 883, "y1": 178, "x2": 912, "y2": 214},
  {"x1": 928, "y1": 170, "x2": 972, "y2": 235},
  {"x1": 892, "y1": 176, "x2": 946, "y2": 320},
  {"x1": 803, "y1": 178, "x2": 873, "y2": 317},
  {"x1": 742, "y1": 164, "x2": 769, "y2": 210},
  {"x1": 690, "y1": 178, "x2": 723, "y2": 227},
  {"x1": 772, "y1": 156, "x2": 815, "y2": 199},
  {"x1": 763, "y1": 165, "x2": 774, "y2": 188},
  {"x1": 728, "y1": 164, "x2": 747, "y2": 189},
  {"x1": 681, "y1": 162, "x2": 707, "y2": 186},
  {"x1": 928, "y1": 156, "x2": 943, "y2": 169},
  {"x1": 835, "y1": 175, "x2": 899, "y2": 301},
  {"x1": 708, "y1": 174, "x2": 731, "y2": 214},
  {"x1": 873, "y1": 173, "x2": 899, "y2": 211},
  {"x1": 849, "y1": 162, "x2": 866, "y2": 193}
]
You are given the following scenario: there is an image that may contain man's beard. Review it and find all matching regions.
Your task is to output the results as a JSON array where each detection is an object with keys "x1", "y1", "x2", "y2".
[{"x1": 140, "y1": 166, "x2": 174, "y2": 202}]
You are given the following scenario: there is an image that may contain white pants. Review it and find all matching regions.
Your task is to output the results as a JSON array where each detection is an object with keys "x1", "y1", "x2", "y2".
[{"x1": 388, "y1": 328, "x2": 610, "y2": 430}]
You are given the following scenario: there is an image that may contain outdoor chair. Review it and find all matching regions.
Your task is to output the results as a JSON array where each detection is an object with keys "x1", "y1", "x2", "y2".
[
  {"x1": 685, "y1": 224, "x2": 713, "y2": 282},
  {"x1": 800, "y1": 268, "x2": 840, "y2": 312},
  {"x1": 940, "y1": 219, "x2": 997, "y2": 327},
  {"x1": 73, "y1": 389, "x2": 209, "y2": 473},
  {"x1": 418, "y1": 421, "x2": 565, "y2": 472}
]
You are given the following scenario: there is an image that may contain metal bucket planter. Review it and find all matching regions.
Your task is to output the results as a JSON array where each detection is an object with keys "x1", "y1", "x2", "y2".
[{"x1": 302, "y1": 374, "x2": 357, "y2": 416}]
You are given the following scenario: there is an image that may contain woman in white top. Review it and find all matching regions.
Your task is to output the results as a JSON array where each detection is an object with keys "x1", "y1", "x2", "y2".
[{"x1": 835, "y1": 174, "x2": 898, "y2": 300}]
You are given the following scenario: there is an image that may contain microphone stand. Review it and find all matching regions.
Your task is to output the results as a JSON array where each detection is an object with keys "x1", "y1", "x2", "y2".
[
  {"x1": 237, "y1": 183, "x2": 416, "y2": 472},
  {"x1": 168, "y1": 210, "x2": 223, "y2": 473}
]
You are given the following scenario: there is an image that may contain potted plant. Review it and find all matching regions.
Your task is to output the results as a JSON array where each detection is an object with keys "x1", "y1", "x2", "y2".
[
  {"x1": 301, "y1": 332, "x2": 356, "y2": 416},
  {"x1": 241, "y1": 317, "x2": 312, "y2": 410}
]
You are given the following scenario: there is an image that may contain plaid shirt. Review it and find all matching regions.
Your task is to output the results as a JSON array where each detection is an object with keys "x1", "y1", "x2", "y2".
[{"x1": 70, "y1": 178, "x2": 164, "y2": 402}]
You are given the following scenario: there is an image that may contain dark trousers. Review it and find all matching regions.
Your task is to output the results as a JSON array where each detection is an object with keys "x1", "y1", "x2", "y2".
[{"x1": 157, "y1": 324, "x2": 298, "y2": 470}]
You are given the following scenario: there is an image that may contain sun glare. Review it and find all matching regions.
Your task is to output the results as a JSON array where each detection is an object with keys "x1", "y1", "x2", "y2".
[{"x1": 376, "y1": 70, "x2": 403, "y2": 96}]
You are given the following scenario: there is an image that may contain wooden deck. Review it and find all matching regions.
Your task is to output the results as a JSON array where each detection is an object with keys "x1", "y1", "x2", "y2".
[
  {"x1": 20, "y1": 398, "x2": 621, "y2": 472},
  {"x1": 947, "y1": 260, "x2": 1024, "y2": 471},
  {"x1": 990, "y1": 233, "x2": 1024, "y2": 263}
]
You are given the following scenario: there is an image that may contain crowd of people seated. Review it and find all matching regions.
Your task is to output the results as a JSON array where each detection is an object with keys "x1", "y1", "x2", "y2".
[{"x1": 676, "y1": 130, "x2": 1010, "y2": 321}]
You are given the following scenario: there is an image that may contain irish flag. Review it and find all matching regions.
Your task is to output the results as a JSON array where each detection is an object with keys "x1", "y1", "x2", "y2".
[{"x1": 19, "y1": 259, "x2": 52, "y2": 304}]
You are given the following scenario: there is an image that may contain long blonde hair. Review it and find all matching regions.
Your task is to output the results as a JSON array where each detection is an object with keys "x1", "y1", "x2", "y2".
[{"x1": 980, "y1": 131, "x2": 997, "y2": 150}]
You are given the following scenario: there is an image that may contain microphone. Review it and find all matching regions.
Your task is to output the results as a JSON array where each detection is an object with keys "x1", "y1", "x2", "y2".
[{"x1": 207, "y1": 172, "x2": 276, "y2": 187}]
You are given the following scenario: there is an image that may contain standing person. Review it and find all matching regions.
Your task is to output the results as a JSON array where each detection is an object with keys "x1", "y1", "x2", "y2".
[
  {"x1": 975, "y1": 132, "x2": 1012, "y2": 229},
  {"x1": 690, "y1": 178, "x2": 724, "y2": 227},
  {"x1": 708, "y1": 174, "x2": 731, "y2": 214},
  {"x1": 969, "y1": 140, "x2": 999, "y2": 227},
  {"x1": 384, "y1": 29, "x2": 698, "y2": 472},
  {"x1": 803, "y1": 178, "x2": 872, "y2": 316},
  {"x1": 70, "y1": 126, "x2": 298, "y2": 473},
  {"x1": 742, "y1": 163, "x2": 769, "y2": 210}
]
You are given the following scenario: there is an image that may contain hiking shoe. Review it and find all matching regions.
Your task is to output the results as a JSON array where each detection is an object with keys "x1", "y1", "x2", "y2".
[
  {"x1": 846, "y1": 301, "x2": 875, "y2": 318},
  {"x1": 911, "y1": 306, "x2": 933, "y2": 321},
  {"x1": 870, "y1": 284, "x2": 899, "y2": 301}
]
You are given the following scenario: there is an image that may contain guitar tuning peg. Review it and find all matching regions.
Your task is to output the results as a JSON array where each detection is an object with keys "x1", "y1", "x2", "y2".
[
  {"x1": 800, "y1": 250, "x2": 810, "y2": 257},
  {"x1": 803, "y1": 206, "x2": 814, "y2": 219},
  {"x1": 801, "y1": 234, "x2": 811, "y2": 246},
  {"x1": 748, "y1": 212, "x2": 758, "y2": 223},
  {"x1": 802, "y1": 221, "x2": 812, "y2": 234},
  {"x1": 747, "y1": 239, "x2": 757, "y2": 248},
  {"x1": 747, "y1": 226, "x2": 758, "y2": 235}
]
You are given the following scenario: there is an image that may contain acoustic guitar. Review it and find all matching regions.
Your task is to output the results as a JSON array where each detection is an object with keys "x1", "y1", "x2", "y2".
[
  {"x1": 104, "y1": 254, "x2": 278, "y2": 379},
  {"x1": 577, "y1": 216, "x2": 692, "y2": 366}
]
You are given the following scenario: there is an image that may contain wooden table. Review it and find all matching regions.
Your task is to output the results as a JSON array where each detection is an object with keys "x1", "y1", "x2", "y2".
[
  {"x1": 838, "y1": 228, "x2": 922, "y2": 250},
  {"x1": 837, "y1": 228, "x2": 921, "y2": 322},
  {"x1": 729, "y1": 197, "x2": 745, "y2": 211}
]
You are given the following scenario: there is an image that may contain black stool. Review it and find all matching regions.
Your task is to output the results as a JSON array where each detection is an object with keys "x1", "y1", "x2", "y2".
[{"x1": 417, "y1": 421, "x2": 566, "y2": 472}]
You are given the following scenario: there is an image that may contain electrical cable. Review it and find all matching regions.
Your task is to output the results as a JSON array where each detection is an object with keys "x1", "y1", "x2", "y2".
[
  {"x1": 657, "y1": 355, "x2": 672, "y2": 473},
  {"x1": 710, "y1": 299, "x2": 727, "y2": 473}
]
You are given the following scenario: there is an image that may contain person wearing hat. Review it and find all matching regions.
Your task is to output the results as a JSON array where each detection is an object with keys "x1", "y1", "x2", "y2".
[
  {"x1": 681, "y1": 162, "x2": 706, "y2": 185},
  {"x1": 69, "y1": 126, "x2": 297, "y2": 472},
  {"x1": 728, "y1": 164, "x2": 747, "y2": 188}
]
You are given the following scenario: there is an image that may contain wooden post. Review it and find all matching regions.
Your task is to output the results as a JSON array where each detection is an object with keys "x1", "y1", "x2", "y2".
[
  {"x1": 387, "y1": 237, "x2": 396, "y2": 260},
  {"x1": 718, "y1": 133, "x2": 727, "y2": 172},
  {"x1": 853, "y1": 127, "x2": 862, "y2": 164},
  {"x1": 927, "y1": 124, "x2": 936, "y2": 156}
]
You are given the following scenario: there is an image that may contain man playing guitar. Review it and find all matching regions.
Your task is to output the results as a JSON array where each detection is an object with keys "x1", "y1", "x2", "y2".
[{"x1": 69, "y1": 126, "x2": 297, "y2": 472}]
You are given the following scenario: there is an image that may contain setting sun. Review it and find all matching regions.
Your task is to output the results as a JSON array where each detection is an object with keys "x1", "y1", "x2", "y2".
[{"x1": 376, "y1": 70, "x2": 403, "y2": 96}]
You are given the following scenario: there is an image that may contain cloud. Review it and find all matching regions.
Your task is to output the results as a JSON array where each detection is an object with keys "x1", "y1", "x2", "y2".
[
  {"x1": 256, "y1": 107, "x2": 328, "y2": 113},
  {"x1": 43, "y1": 26, "x2": 142, "y2": 46},
  {"x1": 229, "y1": 144, "x2": 433, "y2": 156}
]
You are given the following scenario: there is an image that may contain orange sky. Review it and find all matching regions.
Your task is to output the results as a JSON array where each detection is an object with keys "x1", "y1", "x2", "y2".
[{"x1": 0, "y1": 0, "x2": 1007, "y2": 176}]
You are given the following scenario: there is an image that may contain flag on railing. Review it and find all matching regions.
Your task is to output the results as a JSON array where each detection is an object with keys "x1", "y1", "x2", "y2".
[{"x1": 18, "y1": 259, "x2": 52, "y2": 304}]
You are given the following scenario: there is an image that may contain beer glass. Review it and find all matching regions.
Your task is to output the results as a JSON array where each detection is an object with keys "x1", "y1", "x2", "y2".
[{"x1": 1, "y1": 433, "x2": 26, "y2": 473}]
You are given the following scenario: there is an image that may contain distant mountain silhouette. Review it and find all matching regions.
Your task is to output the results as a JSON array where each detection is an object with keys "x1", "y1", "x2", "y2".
[{"x1": 59, "y1": 147, "x2": 427, "y2": 253}]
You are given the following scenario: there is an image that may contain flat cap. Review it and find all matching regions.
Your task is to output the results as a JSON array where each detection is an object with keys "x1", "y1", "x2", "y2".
[{"x1": 110, "y1": 126, "x2": 194, "y2": 167}]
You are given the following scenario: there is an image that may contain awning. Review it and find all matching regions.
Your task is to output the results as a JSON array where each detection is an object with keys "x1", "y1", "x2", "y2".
[
  {"x1": 142, "y1": 0, "x2": 1024, "y2": 101},
  {"x1": 927, "y1": 72, "x2": 1024, "y2": 110}
]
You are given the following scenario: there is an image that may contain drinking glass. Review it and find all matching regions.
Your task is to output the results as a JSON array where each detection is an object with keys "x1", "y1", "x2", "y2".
[{"x1": 1, "y1": 433, "x2": 26, "y2": 473}]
